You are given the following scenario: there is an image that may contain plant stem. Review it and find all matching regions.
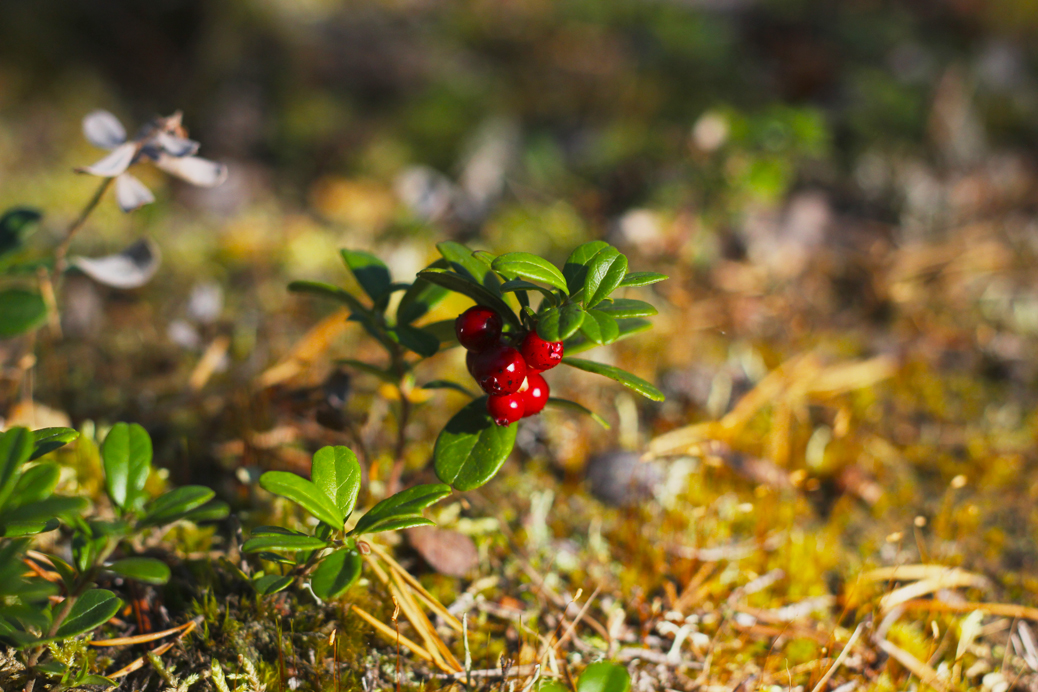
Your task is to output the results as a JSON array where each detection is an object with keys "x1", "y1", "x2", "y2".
[
  {"x1": 54, "y1": 177, "x2": 112, "y2": 277},
  {"x1": 43, "y1": 176, "x2": 113, "y2": 339}
]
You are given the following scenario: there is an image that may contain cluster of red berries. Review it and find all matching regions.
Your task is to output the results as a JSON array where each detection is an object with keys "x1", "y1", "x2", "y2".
[{"x1": 454, "y1": 306, "x2": 564, "y2": 426}]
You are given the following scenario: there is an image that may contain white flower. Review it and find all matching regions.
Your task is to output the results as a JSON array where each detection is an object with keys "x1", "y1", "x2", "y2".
[{"x1": 78, "y1": 110, "x2": 228, "y2": 212}]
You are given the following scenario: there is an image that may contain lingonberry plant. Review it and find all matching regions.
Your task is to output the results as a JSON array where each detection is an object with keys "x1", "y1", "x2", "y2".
[
  {"x1": 290, "y1": 239, "x2": 667, "y2": 494},
  {"x1": 0, "y1": 424, "x2": 228, "y2": 690},
  {"x1": 241, "y1": 446, "x2": 450, "y2": 598}
]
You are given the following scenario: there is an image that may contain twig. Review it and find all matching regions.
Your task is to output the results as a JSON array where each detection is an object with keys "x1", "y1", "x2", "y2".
[{"x1": 810, "y1": 622, "x2": 863, "y2": 692}]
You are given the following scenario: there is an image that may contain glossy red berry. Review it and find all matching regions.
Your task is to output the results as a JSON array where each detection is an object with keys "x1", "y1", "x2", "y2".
[
  {"x1": 520, "y1": 331, "x2": 564, "y2": 371},
  {"x1": 455, "y1": 306, "x2": 503, "y2": 352},
  {"x1": 522, "y1": 372, "x2": 549, "y2": 417},
  {"x1": 469, "y1": 343, "x2": 527, "y2": 395},
  {"x1": 487, "y1": 393, "x2": 524, "y2": 426}
]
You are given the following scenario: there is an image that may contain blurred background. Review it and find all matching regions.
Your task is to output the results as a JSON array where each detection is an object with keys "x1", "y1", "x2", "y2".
[{"x1": 4, "y1": 0, "x2": 1038, "y2": 546}]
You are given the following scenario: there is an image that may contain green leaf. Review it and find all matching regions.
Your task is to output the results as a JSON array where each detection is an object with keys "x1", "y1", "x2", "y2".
[
  {"x1": 561, "y1": 358, "x2": 665, "y2": 402},
  {"x1": 181, "y1": 501, "x2": 229, "y2": 523},
  {"x1": 397, "y1": 264, "x2": 450, "y2": 324},
  {"x1": 0, "y1": 497, "x2": 87, "y2": 527},
  {"x1": 536, "y1": 681, "x2": 569, "y2": 692},
  {"x1": 545, "y1": 398, "x2": 611, "y2": 429},
  {"x1": 80, "y1": 675, "x2": 118, "y2": 688},
  {"x1": 390, "y1": 323, "x2": 440, "y2": 357},
  {"x1": 255, "y1": 551, "x2": 296, "y2": 565},
  {"x1": 242, "y1": 533, "x2": 330, "y2": 553},
  {"x1": 433, "y1": 397, "x2": 518, "y2": 491},
  {"x1": 30, "y1": 427, "x2": 79, "y2": 461},
  {"x1": 437, "y1": 242, "x2": 503, "y2": 295},
  {"x1": 101, "y1": 423, "x2": 152, "y2": 511},
  {"x1": 288, "y1": 280, "x2": 369, "y2": 314},
  {"x1": 34, "y1": 660, "x2": 68, "y2": 677},
  {"x1": 500, "y1": 278, "x2": 558, "y2": 306},
  {"x1": 562, "y1": 240, "x2": 610, "y2": 294},
  {"x1": 53, "y1": 589, "x2": 122, "y2": 641},
  {"x1": 259, "y1": 471, "x2": 344, "y2": 528},
  {"x1": 311, "y1": 446, "x2": 361, "y2": 519},
  {"x1": 0, "y1": 518, "x2": 59, "y2": 537},
  {"x1": 564, "y1": 318, "x2": 652, "y2": 355},
  {"x1": 350, "y1": 483, "x2": 451, "y2": 536},
  {"x1": 0, "y1": 427, "x2": 33, "y2": 511},
  {"x1": 0, "y1": 208, "x2": 42, "y2": 258},
  {"x1": 618, "y1": 271, "x2": 668, "y2": 288},
  {"x1": 491, "y1": 253, "x2": 568, "y2": 293},
  {"x1": 583, "y1": 248, "x2": 628, "y2": 309},
  {"x1": 417, "y1": 269, "x2": 519, "y2": 327},
  {"x1": 537, "y1": 302, "x2": 585, "y2": 342},
  {"x1": 340, "y1": 249, "x2": 392, "y2": 304},
  {"x1": 10, "y1": 463, "x2": 59, "y2": 507},
  {"x1": 579, "y1": 309, "x2": 620, "y2": 345},
  {"x1": 141, "y1": 486, "x2": 215, "y2": 526},
  {"x1": 595, "y1": 298, "x2": 657, "y2": 319},
  {"x1": 310, "y1": 548, "x2": 362, "y2": 600},
  {"x1": 421, "y1": 380, "x2": 477, "y2": 397},
  {"x1": 253, "y1": 574, "x2": 294, "y2": 595},
  {"x1": 577, "y1": 661, "x2": 631, "y2": 692},
  {"x1": 107, "y1": 557, "x2": 170, "y2": 585},
  {"x1": 0, "y1": 289, "x2": 47, "y2": 339}
]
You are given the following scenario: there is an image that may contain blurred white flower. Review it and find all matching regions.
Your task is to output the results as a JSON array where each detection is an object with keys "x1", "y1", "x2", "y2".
[{"x1": 78, "y1": 110, "x2": 228, "y2": 212}]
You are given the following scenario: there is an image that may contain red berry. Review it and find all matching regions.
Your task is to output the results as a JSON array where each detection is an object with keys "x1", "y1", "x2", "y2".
[
  {"x1": 522, "y1": 373, "x2": 549, "y2": 417},
  {"x1": 487, "y1": 393, "x2": 524, "y2": 426},
  {"x1": 520, "y1": 331, "x2": 564, "y2": 371},
  {"x1": 455, "y1": 306, "x2": 503, "y2": 352},
  {"x1": 469, "y1": 343, "x2": 527, "y2": 395}
]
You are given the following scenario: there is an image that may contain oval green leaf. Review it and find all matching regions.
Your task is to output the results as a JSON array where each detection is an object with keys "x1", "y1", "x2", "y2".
[
  {"x1": 101, "y1": 423, "x2": 152, "y2": 511},
  {"x1": 340, "y1": 249, "x2": 392, "y2": 304},
  {"x1": 53, "y1": 589, "x2": 122, "y2": 640},
  {"x1": 595, "y1": 298, "x2": 657, "y2": 319},
  {"x1": 311, "y1": 446, "x2": 361, "y2": 519},
  {"x1": 350, "y1": 483, "x2": 452, "y2": 535},
  {"x1": 583, "y1": 248, "x2": 628, "y2": 309},
  {"x1": 0, "y1": 427, "x2": 32, "y2": 512},
  {"x1": 437, "y1": 242, "x2": 503, "y2": 295},
  {"x1": 310, "y1": 548, "x2": 362, "y2": 600},
  {"x1": 417, "y1": 269, "x2": 519, "y2": 327},
  {"x1": 433, "y1": 397, "x2": 518, "y2": 491},
  {"x1": 107, "y1": 557, "x2": 170, "y2": 585},
  {"x1": 242, "y1": 533, "x2": 330, "y2": 553},
  {"x1": 0, "y1": 289, "x2": 47, "y2": 339},
  {"x1": 397, "y1": 266, "x2": 450, "y2": 324},
  {"x1": 141, "y1": 486, "x2": 215, "y2": 526},
  {"x1": 563, "y1": 240, "x2": 612, "y2": 294},
  {"x1": 491, "y1": 253, "x2": 568, "y2": 293},
  {"x1": 577, "y1": 661, "x2": 631, "y2": 692},
  {"x1": 561, "y1": 357, "x2": 664, "y2": 402},
  {"x1": 253, "y1": 574, "x2": 294, "y2": 595},
  {"x1": 618, "y1": 271, "x2": 668, "y2": 288},
  {"x1": 390, "y1": 323, "x2": 440, "y2": 357},
  {"x1": 579, "y1": 309, "x2": 620, "y2": 345},
  {"x1": 537, "y1": 302, "x2": 585, "y2": 342},
  {"x1": 30, "y1": 427, "x2": 79, "y2": 461},
  {"x1": 258, "y1": 471, "x2": 344, "y2": 528},
  {"x1": 10, "y1": 463, "x2": 59, "y2": 508}
]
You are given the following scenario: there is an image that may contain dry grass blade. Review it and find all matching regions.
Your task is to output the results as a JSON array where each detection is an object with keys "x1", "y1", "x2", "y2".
[
  {"x1": 105, "y1": 619, "x2": 199, "y2": 678},
  {"x1": 876, "y1": 638, "x2": 950, "y2": 692},
  {"x1": 367, "y1": 541, "x2": 464, "y2": 633},
  {"x1": 91, "y1": 616, "x2": 202, "y2": 647},
  {"x1": 189, "y1": 335, "x2": 230, "y2": 391},
  {"x1": 351, "y1": 604, "x2": 435, "y2": 663},
  {"x1": 389, "y1": 567, "x2": 462, "y2": 672},
  {"x1": 862, "y1": 565, "x2": 985, "y2": 583},
  {"x1": 809, "y1": 622, "x2": 863, "y2": 692},
  {"x1": 880, "y1": 571, "x2": 990, "y2": 611},
  {"x1": 898, "y1": 599, "x2": 1038, "y2": 622}
]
